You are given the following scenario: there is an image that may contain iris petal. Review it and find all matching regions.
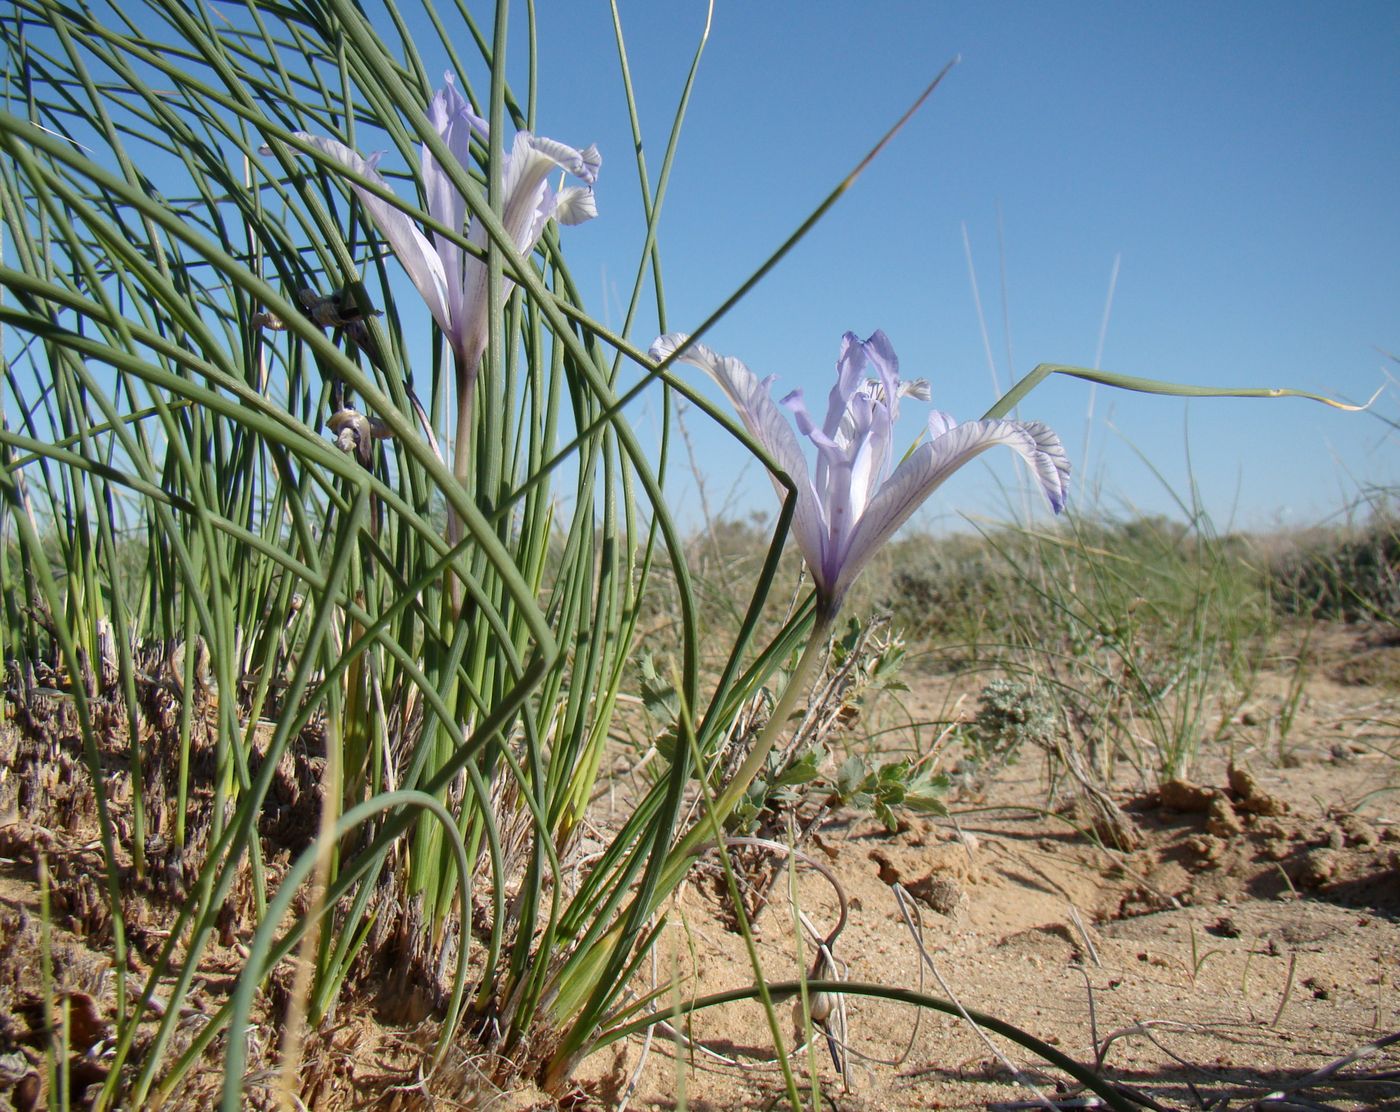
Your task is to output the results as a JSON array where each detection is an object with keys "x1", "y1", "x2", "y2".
[
  {"x1": 651, "y1": 333, "x2": 826, "y2": 576},
  {"x1": 833, "y1": 417, "x2": 1068, "y2": 604},
  {"x1": 295, "y1": 133, "x2": 453, "y2": 338}
]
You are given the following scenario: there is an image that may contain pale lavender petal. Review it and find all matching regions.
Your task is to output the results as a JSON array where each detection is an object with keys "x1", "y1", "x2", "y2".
[
  {"x1": 846, "y1": 388, "x2": 890, "y2": 523},
  {"x1": 553, "y1": 185, "x2": 598, "y2": 225},
  {"x1": 295, "y1": 132, "x2": 453, "y2": 339},
  {"x1": 521, "y1": 134, "x2": 600, "y2": 185},
  {"x1": 780, "y1": 389, "x2": 838, "y2": 449},
  {"x1": 790, "y1": 381, "x2": 872, "y2": 573},
  {"x1": 501, "y1": 133, "x2": 601, "y2": 253},
  {"x1": 454, "y1": 134, "x2": 554, "y2": 373},
  {"x1": 452, "y1": 133, "x2": 603, "y2": 369},
  {"x1": 424, "y1": 74, "x2": 482, "y2": 236},
  {"x1": 498, "y1": 133, "x2": 553, "y2": 250},
  {"x1": 427, "y1": 72, "x2": 487, "y2": 146},
  {"x1": 571, "y1": 142, "x2": 603, "y2": 188},
  {"x1": 823, "y1": 331, "x2": 869, "y2": 439},
  {"x1": 927, "y1": 409, "x2": 957, "y2": 439},
  {"x1": 1020, "y1": 420, "x2": 1072, "y2": 512},
  {"x1": 816, "y1": 456, "x2": 853, "y2": 587},
  {"x1": 860, "y1": 330, "x2": 902, "y2": 424},
  {"x1": 854, "y1": 333, "x2": 899, "y2": 497},
  {"x1": 783, "y1": 388, "x2": 831, "y2": 507},
  {"x1": 423, "y1": 75, "x2": 485, "y2": 338},
  {"x1": 455, "y1": 222, "x2": 491, "y2": 371},
  {"x1": 830, "y1": 418, "x2": 1065, "y2": 604},
  {"x1": 651, "y1": 333, "x2": 827, "y2": 584}
]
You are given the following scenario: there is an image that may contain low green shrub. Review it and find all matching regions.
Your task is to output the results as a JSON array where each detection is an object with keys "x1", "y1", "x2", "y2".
[{"x1": 1271, "y1": 514, "x2": 1400, "y2": 625}]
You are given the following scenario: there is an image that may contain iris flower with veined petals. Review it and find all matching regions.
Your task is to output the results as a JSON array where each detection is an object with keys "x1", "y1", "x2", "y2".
[
  {"x1": 650, "y1": 330, "x2": 1070, "y2": 617},
  {"x1": 296, "y1": 73, "x2": 600, "y2": 375}
]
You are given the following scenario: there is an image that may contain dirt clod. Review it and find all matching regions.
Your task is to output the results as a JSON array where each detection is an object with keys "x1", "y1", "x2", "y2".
[
  {"x1": 1337, "y1": 812, "x2": 1380, "y2": 847},
  {"x1": 908, "y1": 872, "x2": 966, "y2": 918},
  {"x1": 1229, "y1": 765, "x2": 1290, "y2": 815},
  {"x1": 1297, "y1": 847, "x2": 1341, "y2": 888},
  {"x1": 1206, "y1": 793, "x2": 1244, "y2": 836},
  {"x1": 1205, "y1": 915, "x2": 1240, "y2": 938},
  {"x1": 1184, "y1": 833, "x2": 1227, "y2": 868},
  {"x1": 1158, "y1": 778, "x2": 1218, "y2": 812}
]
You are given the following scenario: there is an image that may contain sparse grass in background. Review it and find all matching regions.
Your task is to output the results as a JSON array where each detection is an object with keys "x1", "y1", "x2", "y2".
[
  {"x1": 860, "y1": 488, "x2": 1398, "y2": 790},
  {"x1": 647, "y1": 485, "x2": 1400, "y2": 829},
  {"x1": 873, "y1": 509, "x2": 1274, "y2": 783}
]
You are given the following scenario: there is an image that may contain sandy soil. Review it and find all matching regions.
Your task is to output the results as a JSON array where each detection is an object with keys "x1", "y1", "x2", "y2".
[
  {"x1": 588, "y1": 755, "x2": 1399, "y2": 1111},
  {"x1": 1, "y1": 626, "x2": 1397, "y2": 1110},
  {"x1": 573, "y1": 630, "x2": 1400, "y2": 1111}
]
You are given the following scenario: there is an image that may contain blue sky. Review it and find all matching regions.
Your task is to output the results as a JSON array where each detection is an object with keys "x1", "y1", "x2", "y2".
[
  {"x1": 494, "y1": 1, "x2": 1398, "y2": 533},
  {"x1": 14, "y1": 2, "x2": 1392, "y2": 537}
]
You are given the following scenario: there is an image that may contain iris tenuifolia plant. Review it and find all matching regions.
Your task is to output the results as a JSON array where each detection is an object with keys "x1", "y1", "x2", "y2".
[
  {"x1": 0, "y1": 0, "x2": 1371, "y2": 1107},
  {"x1": 278, "y1": 52, "x2": 662, "y2": 1060},
  {"x1": 535, "y1": 328, "x2": 1069, "y2": 1085}
]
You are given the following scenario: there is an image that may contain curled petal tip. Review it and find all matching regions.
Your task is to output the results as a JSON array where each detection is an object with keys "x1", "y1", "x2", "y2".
[
  {"x1": 577, "y1": 143, "x2": 602, "y2": 185},
  {"x1": 927, "y1": 409, "x2": 957, "y2": 440},
  {"x1": 554, "y1": 186, "x2": 598, "y2": 226},
  {"x1": 649, "y1": 332, "x2": 692, "y2": 363},
  {"x1": 1021, "y1": 420, "x2": 1071, "y2": 512},
  {"x1": 862, "y1": 329, "x2": 898, "y2": 363}
]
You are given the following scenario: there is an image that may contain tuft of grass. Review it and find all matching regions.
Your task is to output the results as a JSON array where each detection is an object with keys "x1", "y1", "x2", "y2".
[{"x1": 874, "y1": 509, "x2": 1277, "y2": 784}]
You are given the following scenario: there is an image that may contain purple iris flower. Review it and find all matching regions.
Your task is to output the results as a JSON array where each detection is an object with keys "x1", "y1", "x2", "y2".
[
  {"x1": 296, "y1": 73, "x2": 599, "y2": 375},
  {"x1": 650, "y1": 330, "x2": 1070, "y2": 617}
]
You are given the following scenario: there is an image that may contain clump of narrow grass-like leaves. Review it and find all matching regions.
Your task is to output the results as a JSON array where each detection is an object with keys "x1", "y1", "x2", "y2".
[{"x1": 0, "y1": 0, "x2": 705, "y2": 1101}]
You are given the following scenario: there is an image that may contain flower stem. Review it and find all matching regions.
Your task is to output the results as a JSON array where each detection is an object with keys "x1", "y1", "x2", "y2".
[
  {"x1": 665, "y1": 613, "x2": 834, "y2": 874},
  {"x1": 446, "y1": 357, "x2": 476, "y2": 614},
  {"x1": 541, "y1": 613, "x2": 835, "y2": 1082}
]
